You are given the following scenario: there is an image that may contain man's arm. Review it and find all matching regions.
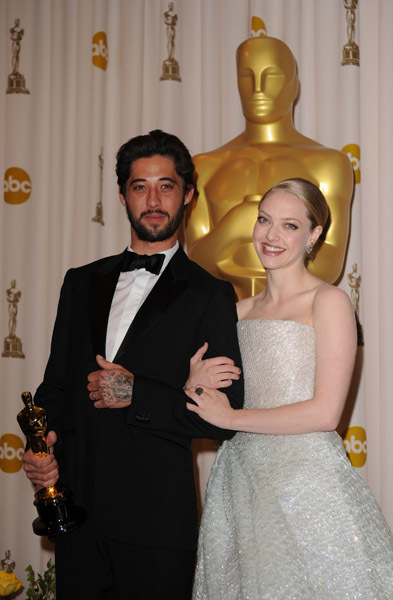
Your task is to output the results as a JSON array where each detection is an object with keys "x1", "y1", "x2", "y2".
[
  {"x1": 126, "y1": 281, "x2": 244, "y2": 440},
  {"x1": 24, "y1": 270, "x2": 74, "y2": 484}
]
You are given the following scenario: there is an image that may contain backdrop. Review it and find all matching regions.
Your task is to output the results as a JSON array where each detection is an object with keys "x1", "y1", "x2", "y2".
[{"x1": 1, "y1": 0, "x2": 392, "y2": 587}]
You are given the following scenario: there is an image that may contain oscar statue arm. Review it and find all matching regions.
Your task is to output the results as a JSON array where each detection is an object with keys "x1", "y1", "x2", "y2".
[
  {"x1": 184, "y1": 152, "x2": 223, "y2": 250},
  {"x1": 307, "y1": 149, "x2": 354, "y2": 284}
]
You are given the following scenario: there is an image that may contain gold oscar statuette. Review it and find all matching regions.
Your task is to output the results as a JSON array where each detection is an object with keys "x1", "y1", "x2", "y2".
[
  {"x1": 347, "y1": 263, "x2": 364, "y2": 346},
  {"x1": 342, "y1": 0, "x2": 359, "y2": 66},
  {"x1": 1, "y1": 550, "x2": 15, "y2": 574},
  {"x1": 92, "y1": 147, "x2": 105, "y2": 225},
  {"x1": 160, "y1": 2, "x2": 181, "y2": 81},
  {"x1": 2, "y1": 280, "x2": 25, "y2": 358},
  {"x1": 17, "y1": 391, "x2": 85, "y2": 537},
  {"x1": 7, "y1": 18, "x2": 30, "y2": 94}
]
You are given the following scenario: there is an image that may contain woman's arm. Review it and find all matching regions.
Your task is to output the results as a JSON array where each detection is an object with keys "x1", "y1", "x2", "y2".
[
  {"x1": 185, "y1": 342, "x2": 241, "y2": 390},
  {"x1": 186, "y1": 286, "x2": 357, "y2": 434}
]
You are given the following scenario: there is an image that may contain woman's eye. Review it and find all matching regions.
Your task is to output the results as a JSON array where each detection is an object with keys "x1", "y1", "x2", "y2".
[
  {"x1": 257, "y1": 215, "x2": 268, "y2": 224},
  {"x1": 285, "y1": 223, "x2": 298, "y2": 230}
]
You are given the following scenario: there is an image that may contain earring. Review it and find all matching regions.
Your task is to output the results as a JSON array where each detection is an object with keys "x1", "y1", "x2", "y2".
[{"x1": 305, "y1": 243, "x2": 314, "y2": 254}]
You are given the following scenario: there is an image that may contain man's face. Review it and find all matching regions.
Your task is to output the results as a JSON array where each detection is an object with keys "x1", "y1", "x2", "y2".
[{"x1": 119, "y1": 155, "x2": 194, "y2": 246}]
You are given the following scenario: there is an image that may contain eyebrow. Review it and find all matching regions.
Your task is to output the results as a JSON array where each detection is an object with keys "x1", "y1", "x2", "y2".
[
  {"x1": 129, "y1": 177, "x2": 178, "y2": 185},
  {"x1": 258, "y1": 210, "x2": 302, "y2": 223}
]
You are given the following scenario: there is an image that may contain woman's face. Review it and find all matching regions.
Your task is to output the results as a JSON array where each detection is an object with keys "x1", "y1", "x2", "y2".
[
  {"x1": 236, "y1": 38, "x2": 299, "y2": 124},
  {"x1": 253, "y1": 191, "x2": 321, "y2": 271}
]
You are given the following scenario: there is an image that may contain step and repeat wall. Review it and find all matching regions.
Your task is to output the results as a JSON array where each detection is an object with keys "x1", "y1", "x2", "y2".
[{"x1": 1, "y1": 0, "x2": 392, "y2": 587}]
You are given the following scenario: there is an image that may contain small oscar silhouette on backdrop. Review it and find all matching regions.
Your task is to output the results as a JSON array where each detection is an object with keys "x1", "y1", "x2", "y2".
[
  {"x1": 160, "y1": 2, "x2": 181, "y2": 81},
  {"x1": 17, "y1": 391, "x2": 85, "y2": 536},
  {"x1": 7, "y1": 18, "x2": 30, "y2": 94},
  {"x1": 2, "y1": 280, "x2": 25, "y2": 358},
  {"x1": 92, "y1": 147, "x2": 105, "y2": 225},
  {"x1": 342, "y1": 0, "x2": 359, "y2": 66},
  {"x1": 1, "y1": 550, "x2": 15, "y2": 573},
  {"x1": 347, "y1": 263, "x2": 364, "y2": 346}
]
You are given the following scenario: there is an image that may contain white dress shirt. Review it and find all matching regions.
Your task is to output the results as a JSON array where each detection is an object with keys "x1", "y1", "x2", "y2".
[{"x1": 105, "y1": 242, "x2": 179, "y2": 362}]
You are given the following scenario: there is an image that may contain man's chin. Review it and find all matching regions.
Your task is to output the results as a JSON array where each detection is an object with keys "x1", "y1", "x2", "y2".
[{"x1": 134, "y1": 224, "x2": 174, "y2": 243}]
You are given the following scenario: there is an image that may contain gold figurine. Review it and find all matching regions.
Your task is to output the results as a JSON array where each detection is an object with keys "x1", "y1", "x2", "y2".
[
  {"x1": 185, "y1": 37, "x2": 354, "y2": 299},
  {"x1": 1, "y1": 550, "x2": 15, "y2": 574},
  {"x1": 2, "y1": 279, "x2": 25, "y2": 358},
  {"x1": 92, "y1": 147, "x2": 105, "y2": 225},
  {"x1": 342, "y1": 0, "x2": 359, "y2": 66},
  {"x1": 160, "y1": 2, "x2": 181, "y2": 81},
  {"x1": 17, "y1": 392, "x2": 85, "y2": 536},
  {"x1": 7, "y1": 18, "x2": 29, "y2": 94},
  {"x1": 347, "y1": 263, "x2": 364, "y2": 346}
]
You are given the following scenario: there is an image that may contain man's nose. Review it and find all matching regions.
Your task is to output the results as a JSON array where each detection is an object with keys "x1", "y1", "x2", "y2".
[{"x1": 146, "y1": 187, "x2": 161, "y2": 207}]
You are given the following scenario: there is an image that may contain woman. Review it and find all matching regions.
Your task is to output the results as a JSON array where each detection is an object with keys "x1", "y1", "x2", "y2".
[{"x1": 185, "y1": 178, "x2": 393, "y2": 599}]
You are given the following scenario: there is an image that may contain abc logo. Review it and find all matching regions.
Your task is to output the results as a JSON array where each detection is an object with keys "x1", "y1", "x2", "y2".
[
  {"x1": 343, "y1": 426, "x2": 367, "y2": 468},
  {"x1": 92, "y1": 32, "x2": 109, "y2": 71},
  {"x1": 4, "y1": 167, "x2": 32, "y2": 204},
  {"x1": 342, "y1": 143, "x2": 361, "y2": 184},
  {"x1": 0, "y1": 434, "x2": 24, "y2": 473},
  {"x1": 251, "y1": 16, "x2": 267, "y2": 38}
]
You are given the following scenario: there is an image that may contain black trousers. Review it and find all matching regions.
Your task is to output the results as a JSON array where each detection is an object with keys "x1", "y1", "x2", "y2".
[{"x1": 55, "y1": 529, "x2": 196, "y2": 600}]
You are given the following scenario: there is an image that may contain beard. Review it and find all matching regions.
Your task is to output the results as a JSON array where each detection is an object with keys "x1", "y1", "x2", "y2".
[{"x1": 125, "y1": 202, "x2": 185, "y2": 243}]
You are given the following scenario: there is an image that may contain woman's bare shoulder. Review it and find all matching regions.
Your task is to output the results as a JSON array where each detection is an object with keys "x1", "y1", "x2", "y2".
[
  {"x1": 312, "y1": 282, "x2": 355, "y2": 330},
  {"x1": 236, "y1": 295, "x2": 258, "y2": 320}
]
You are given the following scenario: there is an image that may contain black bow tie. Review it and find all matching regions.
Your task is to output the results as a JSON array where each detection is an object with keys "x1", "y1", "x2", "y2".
[{"x1": 121, "y1": 251, "x2": 165, "y2": 275}]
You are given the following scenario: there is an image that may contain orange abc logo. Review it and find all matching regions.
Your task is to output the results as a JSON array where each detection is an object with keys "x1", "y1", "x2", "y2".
[
  {"x1": 0, "y1": 434, "x2": 24, "y2": 473},
  {"x1": 343, "y1": 426, "x2": 367, "y2": 468},
  {"x1": 342, "y1": 143, "x2": 361, "y2": 184},
  {"x1": 251, "y1": 16, "x2": 267, "y2": 38},
  {"x1": 4, "y1": 167, "x2": 32, "y2": 204},
  {"x1": 92, "y1": 31, "x2": 109, "y2": 71}
]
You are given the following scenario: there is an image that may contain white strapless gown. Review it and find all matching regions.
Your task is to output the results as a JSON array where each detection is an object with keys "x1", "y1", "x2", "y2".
[{"x1": 192, "y1": 320, "x2": 393, "y2": 599}]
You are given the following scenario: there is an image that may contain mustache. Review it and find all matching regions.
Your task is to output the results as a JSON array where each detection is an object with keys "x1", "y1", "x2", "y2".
[{"x1": 140, "y1": 209, "x2": 170, "y2": 218}]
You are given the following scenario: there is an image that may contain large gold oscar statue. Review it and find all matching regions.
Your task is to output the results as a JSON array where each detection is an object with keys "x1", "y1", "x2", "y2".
[{"x1": 185, "y1": 37, "x2": 354, "y2": 299}]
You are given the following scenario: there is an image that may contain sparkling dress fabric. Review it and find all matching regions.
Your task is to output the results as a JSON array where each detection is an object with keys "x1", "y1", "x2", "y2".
[{"x1": 193, "y1": 319, "x2": 393, "y2": 600}]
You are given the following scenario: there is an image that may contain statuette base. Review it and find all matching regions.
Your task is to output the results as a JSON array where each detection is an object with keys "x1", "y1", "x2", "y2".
[
  {"x1": 33, "y1": 485, "x2": 86, "y2": 537},
  {"x1": 342, "y1": 43, "x2": 359, "y2": 66},
  {"x1": 160, "y1": 59, "x2": 181, "y2": 81},
  {"x1": 2, "y1": 336, "x2": 25, "y2": 358},
  {"x1": 7, "y1": 72, "x2": 30, "y2": 94}
]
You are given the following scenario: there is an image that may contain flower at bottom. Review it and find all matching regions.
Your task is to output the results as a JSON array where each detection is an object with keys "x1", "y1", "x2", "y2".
[{"x1": 0, "y1": 570, "x2": 22, "y2": 597}]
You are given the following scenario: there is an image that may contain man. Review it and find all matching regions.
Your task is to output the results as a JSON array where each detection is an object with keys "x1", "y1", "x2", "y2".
[{"x1": 22, "y1": 130, "x2": 243, "y2": 600}]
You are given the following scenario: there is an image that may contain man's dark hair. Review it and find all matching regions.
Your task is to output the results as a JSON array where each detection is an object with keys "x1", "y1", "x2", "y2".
[{"x1": 116, "y1": 129, "x2": 196, "y2": 198}]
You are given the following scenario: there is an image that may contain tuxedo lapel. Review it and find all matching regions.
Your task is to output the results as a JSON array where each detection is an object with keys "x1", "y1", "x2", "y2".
[
  {"x1": 89, "y1": 254, "x2": 124, "y2": 357},
  {"x1": 114, "y1": 248, "x2": 190, "y2": 363}
]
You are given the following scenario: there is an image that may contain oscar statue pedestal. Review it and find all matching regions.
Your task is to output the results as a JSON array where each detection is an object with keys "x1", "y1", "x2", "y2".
[{"x1": 33, "y1": 485, "x2": 85, "y2": 537}]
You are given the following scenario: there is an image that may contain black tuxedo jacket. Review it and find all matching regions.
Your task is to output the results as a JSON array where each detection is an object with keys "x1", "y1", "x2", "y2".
[{"x1": 35, "y1": 246, "x2": 243, "y2": 549}]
